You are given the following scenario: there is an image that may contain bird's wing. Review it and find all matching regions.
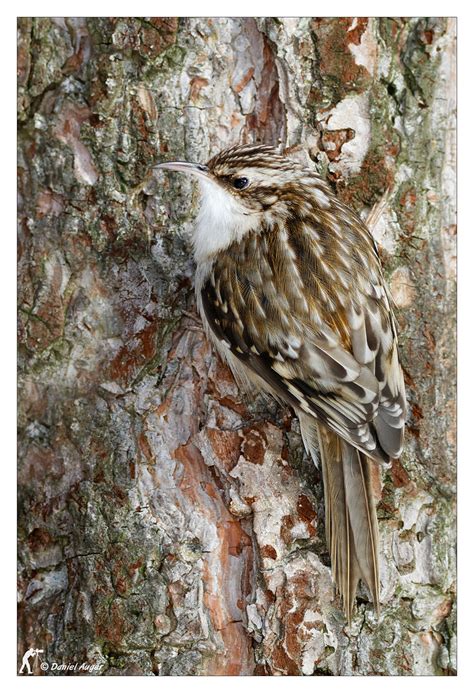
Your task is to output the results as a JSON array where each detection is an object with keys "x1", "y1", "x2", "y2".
[{"x1": 200, "y1": 219, "x2": 406, "y2": 461}]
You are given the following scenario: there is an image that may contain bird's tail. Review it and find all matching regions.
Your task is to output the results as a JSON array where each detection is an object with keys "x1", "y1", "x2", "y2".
[{"x1": 299, "y1": 415, "x2": 380, "y2": 623}]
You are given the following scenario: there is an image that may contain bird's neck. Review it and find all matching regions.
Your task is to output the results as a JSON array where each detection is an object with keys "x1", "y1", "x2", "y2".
[{"x1": 193, "y1": 178, "x2": 262, "y2": 264}]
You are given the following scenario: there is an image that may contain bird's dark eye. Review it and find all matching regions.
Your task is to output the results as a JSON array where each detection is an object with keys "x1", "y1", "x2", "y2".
[{"x1": 232, "y1": 177, "x2": 249, "y2": 190}]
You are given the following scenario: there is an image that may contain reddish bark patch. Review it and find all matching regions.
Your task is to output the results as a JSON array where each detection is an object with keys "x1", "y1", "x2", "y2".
[
  {"x1": 138, "y1": 431, "x2": 154, "y2": 465},
  {"x1": 264, "y1": 565, "x2": 328, "y2": 674},
  {"x1": 421, "y1": 29, "x2": 434, "y2": 45},
  {"x1": 215, "y1": 396, "x2": 248, "y2": 417},
  {"x1": 206, "y1": 357, "x2": 247, "y2": 416},
  {"x1": 433, "y1": 598, "x2": 452, "y2": 623},
  {"x1": 297, "y1": 494, "x2": 317, "y2": 523},
  {"x1": 321, "y1": 127, "x2": 355, "y2": 162},
  {"x1": 271, "y1": 642, "x2": 301, "y2": 675},
  {"x1": 391, "y1": 458, "x2": 411, "y2": 488},
  {"x1": 189, "y1": 76, "x2": 209, "y2": 102},
  {"x1": 234, "y1": 67, "x2": 255, "y2": 94},
  {"x1": 244, "y1": 32, "x2": 284, "y2": 144},
  {"x1": 63, "y1": 30, "x2": 91, "y2": 75},
  {"x1": 130, "y1": 99, "x2": 149, "y2": 140},
  {"x1": 174, "y1": 443, "x2": 253, "y2": 676},
  {"x1": 128, "y1": 558, "x2": 143, "y2": 576},
  {"x1": 338, "y1": 148, "x2": 395, "y2": 207},
  {"x1": 398, "y1": 185, "x2": 418, "y2": 235},
  {"x1": 109, "y1": 316, "x2": 160, "y2": 386},
  {"x1": 281, "y1": 512, "x2": 316, "y2": 545},
  {"x1": 100, "y1": 214, "x2": 117, "y2": 237},
  {"x1": 412, "y1": 402, "x2": 424, "y2": 422},
  {"x1": 207, "y1": 428, "x2": 241, "y2": 471},
  {"x1": 242, "y1": 426, "x2": 267, "y2": 465},
  {"x1": 243, "y1": 495, "x2": 257, "y2": 505},
  {"x1": 172, "y1": 439, "x2": 255, "y2": 674},
  {"x1": 347, "y1": 17, "x2": 369, "y2": 44},
  {"x1": 261, "y1": 544, "x2": 277, "y2": 560},
  {"x1": 310, "y1": 17, "x2": 371, "y2": 109},
  {"x1": 96, "y1": 600, "x2": 129, "y2": 647},
  {"x1": 143, "y1": 17, "x2": 178, "y2": 54},
  {"x1": 27, "y1": 527, "x2": 54, "y2": 553}
]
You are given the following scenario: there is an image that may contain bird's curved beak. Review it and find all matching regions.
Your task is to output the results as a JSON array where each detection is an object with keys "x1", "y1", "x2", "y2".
[{"x1": 154, "y1": 161, "x2": 210, "y2": 180}]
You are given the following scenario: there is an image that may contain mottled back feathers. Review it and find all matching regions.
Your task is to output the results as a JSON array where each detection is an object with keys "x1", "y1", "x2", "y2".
[{"x1": 201, "y1": 202, "x2": 406, "y2": 463}]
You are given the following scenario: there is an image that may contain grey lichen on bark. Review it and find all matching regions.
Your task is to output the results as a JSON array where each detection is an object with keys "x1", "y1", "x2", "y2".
[{"x1": 18, "y1": 17, "x2": 456, "y2": 675}]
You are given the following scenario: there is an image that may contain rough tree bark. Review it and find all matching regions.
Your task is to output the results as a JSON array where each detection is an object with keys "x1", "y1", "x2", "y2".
[{"x1": 17, "y1": 17, "x2": 456, "y2": 676}]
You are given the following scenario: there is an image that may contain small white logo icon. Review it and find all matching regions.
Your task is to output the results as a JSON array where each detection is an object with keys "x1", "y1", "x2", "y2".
[{"x1": 19, "y1": 648, "x2": 44, "y2": 675}]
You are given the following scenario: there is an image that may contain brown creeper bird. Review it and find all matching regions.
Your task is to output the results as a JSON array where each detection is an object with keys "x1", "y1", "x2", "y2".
[{"x1": 156, "y1": 144, "x2": 406, "y2": 622}]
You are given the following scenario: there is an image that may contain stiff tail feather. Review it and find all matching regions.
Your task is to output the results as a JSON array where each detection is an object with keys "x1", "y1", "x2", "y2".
[{"x1": 300, "y1": 416, "x2": 380, "y2": 623}]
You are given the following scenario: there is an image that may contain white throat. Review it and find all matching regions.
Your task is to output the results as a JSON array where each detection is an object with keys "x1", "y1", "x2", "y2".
[{"x1": 193, "y1": 178, "x2": 260, "y2": 263}]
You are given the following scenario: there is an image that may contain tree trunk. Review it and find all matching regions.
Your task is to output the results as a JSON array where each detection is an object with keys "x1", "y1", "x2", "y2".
[{"x1": 17, "y1": 17, "x2": 456, "y2": 676}]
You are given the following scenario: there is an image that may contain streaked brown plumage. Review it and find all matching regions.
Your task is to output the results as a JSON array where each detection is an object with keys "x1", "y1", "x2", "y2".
[{"x1": 157, "y1": 144, "x2": 406, "y2": 622}]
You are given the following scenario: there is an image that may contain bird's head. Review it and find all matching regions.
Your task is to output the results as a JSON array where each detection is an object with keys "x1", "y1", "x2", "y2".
[
  {"x1": 155, "y1": 144, "x2": 330, "y2": 261},
  {"x1": 156, "y1": 144, "x2": 303, "y2": 208}
]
